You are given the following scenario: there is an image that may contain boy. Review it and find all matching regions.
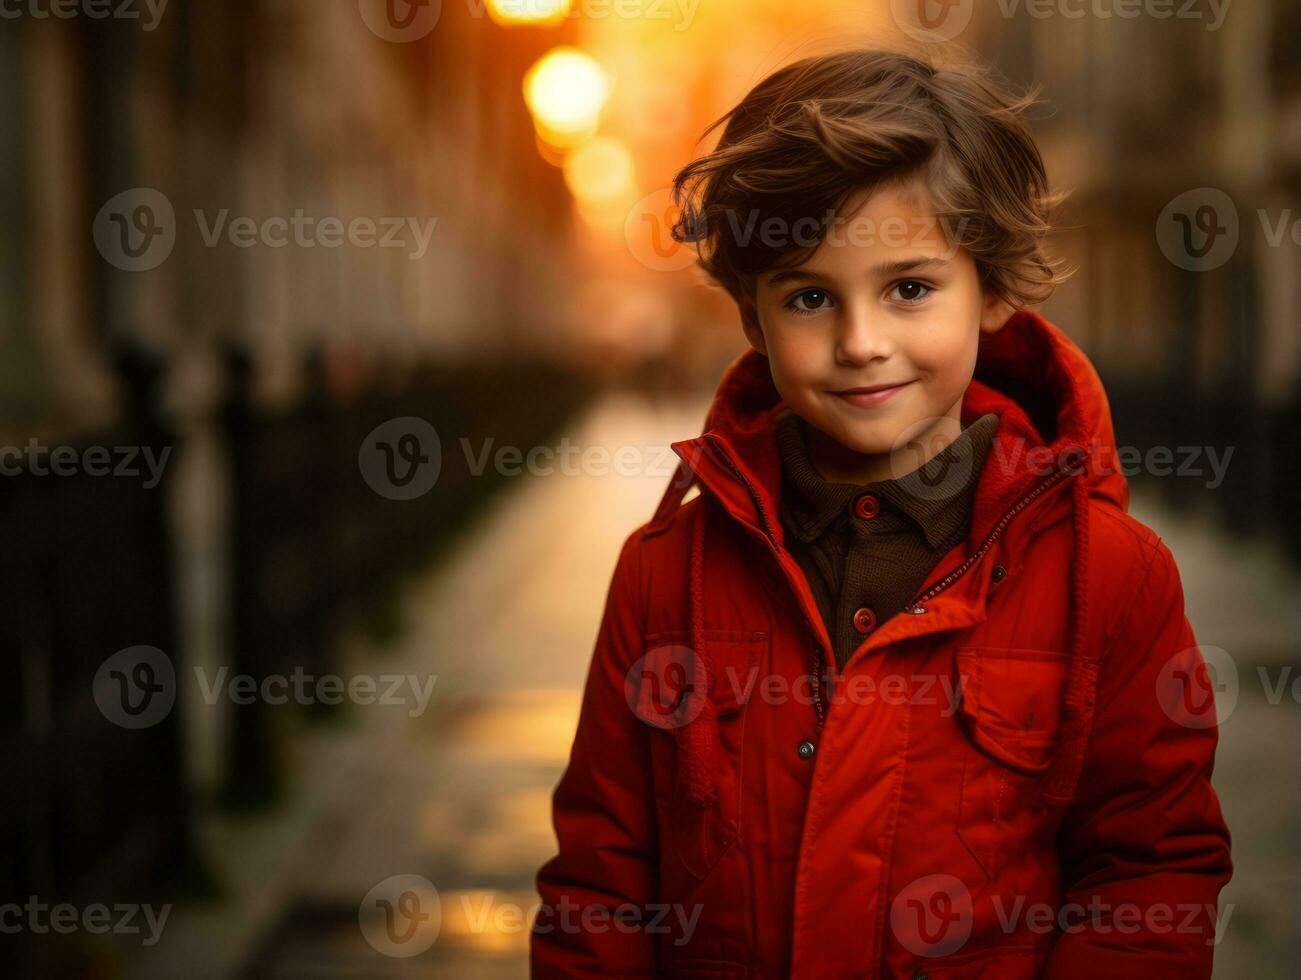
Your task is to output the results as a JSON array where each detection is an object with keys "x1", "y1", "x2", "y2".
[{"x1": 532, "y1": 49, "x2": 1232, "y2": 978}]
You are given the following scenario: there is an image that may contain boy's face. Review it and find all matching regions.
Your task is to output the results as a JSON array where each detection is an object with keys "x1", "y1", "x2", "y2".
[{"x1": 741, "y1": 176, "x2": 1013, "y2": 467}]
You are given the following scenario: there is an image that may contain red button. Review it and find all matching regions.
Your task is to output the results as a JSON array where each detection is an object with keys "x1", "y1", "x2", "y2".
[
  {"x1": 853, "y1": 494, "x2": 880, "y2": 520},
  {"x1": 852, "y1": 607, "x2": 877, "y2": 633}
]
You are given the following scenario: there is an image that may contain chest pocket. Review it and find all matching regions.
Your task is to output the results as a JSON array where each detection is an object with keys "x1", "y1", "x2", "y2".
[
  {"x1": 954, "y1": 646, "x2": 1070, "y2": 880},
  {"x1": 633, "y1": 629, "x2": 766, "y2": 889}
]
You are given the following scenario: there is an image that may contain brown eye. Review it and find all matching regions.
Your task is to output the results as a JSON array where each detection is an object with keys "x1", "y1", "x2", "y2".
[
  {"x1": 891, "y1": 280, "x2": 932, "y2": 304},
  {"x1": 786, "y1": 289, "x2": 833, "y2": 314}
]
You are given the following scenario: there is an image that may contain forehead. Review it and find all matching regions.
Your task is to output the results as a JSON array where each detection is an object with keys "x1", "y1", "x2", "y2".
[
  {"x1": 844, "y1": 174, "x2": 935, "y2": 217},
  {"x1": 764, "y1": 175, "x2": 952, "y2": 283},
  {"x1": 833, "y1": 175, "x2": 946, "y2": 248}
]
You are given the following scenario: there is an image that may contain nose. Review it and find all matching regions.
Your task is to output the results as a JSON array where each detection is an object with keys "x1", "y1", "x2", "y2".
[{"x1": 834, "y1": 300, "x2": 894, "y2": 366}]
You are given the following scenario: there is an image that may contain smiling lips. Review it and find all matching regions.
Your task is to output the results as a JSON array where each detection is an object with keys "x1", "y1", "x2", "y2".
[{"x1": 829, "y1": 380, "x2": 915, "y2": 408}]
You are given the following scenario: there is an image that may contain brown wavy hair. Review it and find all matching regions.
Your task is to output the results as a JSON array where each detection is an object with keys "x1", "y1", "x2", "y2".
[{"x1": 671, "y1": 48, "x2": 1072, "y2": 314}]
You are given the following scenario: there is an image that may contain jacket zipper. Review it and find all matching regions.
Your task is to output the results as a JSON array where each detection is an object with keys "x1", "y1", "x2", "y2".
[
  {"x1": 701, "y1": 436, "x2": 1075, "y2": 729},
  {"x1": 904, "y1": 466, "x2": 1074, "y2": 611}
]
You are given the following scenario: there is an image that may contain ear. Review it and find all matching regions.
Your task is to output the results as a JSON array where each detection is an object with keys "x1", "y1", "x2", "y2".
[
  {"x1": 738, "y1": 293, "x2": 767, "y2": 355},
  {"x1": 979, "y1": 289, "x2": 1016, "y2": 335}
]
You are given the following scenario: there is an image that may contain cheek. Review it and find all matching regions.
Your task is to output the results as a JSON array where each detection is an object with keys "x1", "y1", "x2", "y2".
[
  {"x1": 904, "y1": 316, "x2": 979, "y2": 377},
  {"x1": 765, "y1": 328, "x2": 826, "y2": 389},
  {"x1": 922, "y1": 336, "x2": 966, "y2": 374}
]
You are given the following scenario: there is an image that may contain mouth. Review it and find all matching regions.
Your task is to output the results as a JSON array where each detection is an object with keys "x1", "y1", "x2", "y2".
[{"x1": 828, "y1": 380, "x2": 915, "y2": 408}]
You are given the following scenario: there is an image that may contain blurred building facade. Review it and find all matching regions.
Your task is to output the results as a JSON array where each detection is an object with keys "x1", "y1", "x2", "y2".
[
  {"x1": 967, "y1": 1, "x2": 1301, "y2": 552},
  {"x1": 4, "y1": 0, "x2": 579, "y2": 435},
  {"x1": 3, "y1": 3, "x2": 585, "y2": 969}
]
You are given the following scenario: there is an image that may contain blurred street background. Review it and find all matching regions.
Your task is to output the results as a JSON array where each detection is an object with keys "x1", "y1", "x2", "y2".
[{"x1": 2, "y1": 0, "x2": 1298, "y2": 977}]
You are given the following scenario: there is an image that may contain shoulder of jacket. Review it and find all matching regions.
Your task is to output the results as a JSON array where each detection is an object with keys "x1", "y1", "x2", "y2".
[
  {"x1": 607, "y1": 496, "x2": 704, "y2": 610},
  {"x1": 637, "y1": 489, "x2": 704, "y2": 543},
  {"x1": 1031, "y1": 490, "x2": 1163, "y2": 575},
  {"x1": 624, "y1": 494, "x2": 703, "y2": 571},
  {"x1": 1086, "y1": 499, "x2": 1185, "y2": 639},
  {"x1": 1088, "y1": 498, "x2": 1165, "y2": 563}
]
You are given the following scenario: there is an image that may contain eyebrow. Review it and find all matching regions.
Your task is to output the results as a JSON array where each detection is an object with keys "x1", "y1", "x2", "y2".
[{"x1": 762, "y1": 256, "x2": 949, "y2": 287}]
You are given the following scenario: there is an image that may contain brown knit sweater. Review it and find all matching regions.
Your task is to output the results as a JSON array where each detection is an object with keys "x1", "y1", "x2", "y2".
[{"x1": 775, "y1": 410, "x2": 1000, "y2": 670}]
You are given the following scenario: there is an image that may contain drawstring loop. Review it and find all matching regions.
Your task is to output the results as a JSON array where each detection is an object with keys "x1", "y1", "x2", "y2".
[{"x1": 678, "y1": 499, "x2": 719, "y2": 807}]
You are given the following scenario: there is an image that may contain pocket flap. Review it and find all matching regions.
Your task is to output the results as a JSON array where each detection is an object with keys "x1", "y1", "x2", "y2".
[
  {"x1": 632, "y1": 630, "x2": 764, "y2": 729},
  {"x1": 955, "y1": 647, "x2": 1070, "y2": 773}
]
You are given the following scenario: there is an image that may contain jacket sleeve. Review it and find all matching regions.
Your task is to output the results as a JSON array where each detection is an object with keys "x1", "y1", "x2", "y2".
[
  {"x1": 1045, "y1": 536, "x2": 1233, "y2": 979},
  {"x1": 531, "y1": 530, "x2": 659, "y2": 978}
]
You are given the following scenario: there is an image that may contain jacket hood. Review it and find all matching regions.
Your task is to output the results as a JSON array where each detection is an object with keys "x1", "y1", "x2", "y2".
[{"x1": 653, "y1": 310, "x2": 1122, "y2": 811}]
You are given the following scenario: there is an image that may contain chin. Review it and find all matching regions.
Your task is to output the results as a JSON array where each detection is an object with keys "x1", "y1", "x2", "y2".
[{"x1": 822, "y1": 420, "x2": 900, "y2": 456}]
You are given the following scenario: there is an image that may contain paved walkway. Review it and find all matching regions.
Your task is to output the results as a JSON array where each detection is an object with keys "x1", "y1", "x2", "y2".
[{"x1": 122, "y1": 392, "x2": 1297, "y2": 978}]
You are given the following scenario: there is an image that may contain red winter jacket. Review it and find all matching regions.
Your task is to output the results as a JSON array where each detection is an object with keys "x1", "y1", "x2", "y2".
[{"x1": 532, "y1": 310, "x2": 1232, "y2": 978}]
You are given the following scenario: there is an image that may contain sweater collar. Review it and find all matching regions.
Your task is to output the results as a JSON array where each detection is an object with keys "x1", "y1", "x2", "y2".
[{"x1": 774, "y1": 409, "x2": 1001, "y2": 549}]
